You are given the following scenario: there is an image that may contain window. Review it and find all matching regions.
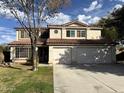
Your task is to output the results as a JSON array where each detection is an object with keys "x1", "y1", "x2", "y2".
[
  {"x1": 16, "y1": 48, "x2": 19, "y2": 58},
  {"x1": 66, "y1": 30, "x2": 75, "y2": 37},
  {"x1": 21, "y1": 31, "x2": 24, "y2": 38},
  {"x1": 77, "y1": 30, "x2": 86, "y2": 37},
  {"x1": 54, "y1": 30, "x2": 58, "y2": 34},
  {"x1": 16, "y1": 47, "x2": 31, "y2": 58},
  {"x1": 20, "y1": 31, "x2": 29, "y2": 38}
]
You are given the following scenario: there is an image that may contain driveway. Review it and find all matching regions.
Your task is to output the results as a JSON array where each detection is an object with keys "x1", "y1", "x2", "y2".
[{"x1": 53, "y1": 64, "x2": 124, "y2": 93}]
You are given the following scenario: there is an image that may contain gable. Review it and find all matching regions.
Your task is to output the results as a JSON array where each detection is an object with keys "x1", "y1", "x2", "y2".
[
  {"x1": 62, "y1": 21, "x2": 88, "y2": 27},
  {"x1": 68, "y1": 23, "x2": 85, "y2": 27}
]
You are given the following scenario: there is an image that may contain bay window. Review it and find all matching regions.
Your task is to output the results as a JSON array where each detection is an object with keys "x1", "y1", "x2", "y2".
[{"x1": 16, "y1": 47, "x2": 31, "y2": 58}]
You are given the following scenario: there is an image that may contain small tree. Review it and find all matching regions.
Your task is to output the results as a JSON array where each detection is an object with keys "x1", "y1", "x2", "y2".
[
  {"x1": 0, "y1": 0, "x2": 70, "y2": 71},
  {"x1": 111, "y1": 5, "x2": 124, "y2": 38},
  {"x1": 97, "y1": 5, "x2": 124, "y2": 39},
  {"x1": 102, "y1": 27, "x2": 118, "y2": 40}
]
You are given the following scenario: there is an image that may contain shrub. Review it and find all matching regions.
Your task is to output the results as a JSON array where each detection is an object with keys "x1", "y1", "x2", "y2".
[{"x1": 0, "y1": 46, "x2": 3, "y2": 53}]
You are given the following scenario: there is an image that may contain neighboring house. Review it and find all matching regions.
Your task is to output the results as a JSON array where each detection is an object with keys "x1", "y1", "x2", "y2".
[{"x1": 9, "y1": 21, "x2": 116, "y2": 64}]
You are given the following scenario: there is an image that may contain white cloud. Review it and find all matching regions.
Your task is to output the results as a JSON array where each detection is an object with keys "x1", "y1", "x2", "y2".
[
  {"x1": 113, "y1": 4, "x2": 122, "y2": 9},
  {"x1": 39, "y1": 12, "x2": 101, "y2": 25},
  {"x1": 109, "y1": 4, "x2": 123, "y2": 13},
  {"x1": 88, "y1": 16, "x2": 100, "y2": 24},
  {"x1": 0, "y1": 26, "x2": 15, "y2": 44},
  {"x1": 77, "y1": 15, "x2": 91, "y2": 24},
  {"x1": 0, "y1": 1, "x2": 13, "y2": 18},
  {"x1": 46, "y1": 13, "x2": 71, "y2": 25},
  {"x1": 36, "y1": 12, "x2": 100, "y2": 25},
  {"x1": 77, "y1": 14, "x2": 100, "y2": 24},
  {"x1": 83, "y1": 1, "x2": 102, "y2": 12},
  {"x1": 0, "y1": 1, "x2": 25, "y2": 19}
]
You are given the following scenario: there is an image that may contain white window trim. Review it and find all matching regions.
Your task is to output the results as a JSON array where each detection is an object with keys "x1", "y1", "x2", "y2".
[
  {"x1": 77, "y1": 30, "x2": 86, "y2": 37},
  {"x1": 66, "y1": 30, "x2": 75, "y2": 37},
  {"x1": 19, "y1": 31, "x2": 29, "y2": 39},
  {"x1": 15, "y1": 47, "x2": 31, "y2": 58},
  {"x1": 66, "y1": 29, "x2": 86, "y2": 38}
]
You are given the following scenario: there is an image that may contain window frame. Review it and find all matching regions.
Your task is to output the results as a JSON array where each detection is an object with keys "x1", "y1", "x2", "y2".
[
  {"x1": 66, "y1": 30, "x2": 75, "y2": 37},
  {"x1": 21, "y1": 31, "x2": 24, "y2": 38},
  {"x1": 20, "y1": 31, "x2": 29, "y2": 38},
  {"x1": 77, "y1": 30, "x2": 86, "y2": 37},
  {"x1": 15, "y1": 47, "x2": 31, "y2": 58}
]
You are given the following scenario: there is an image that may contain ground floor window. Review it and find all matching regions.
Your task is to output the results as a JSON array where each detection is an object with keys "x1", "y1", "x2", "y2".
[{"x1": 15, "y1": 47, "x2": 31, "y2": 58}]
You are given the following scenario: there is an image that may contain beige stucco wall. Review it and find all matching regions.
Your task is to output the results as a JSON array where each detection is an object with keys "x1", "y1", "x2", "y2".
[
  {"x1": 61, "y1": 28, "x2": 66, "y2": 39},
  {"x1": 50, "y1": 28, "x2": 87, "y2": 39},
  {"x1": 50, "y1": 29, "x2": 62, "y2": 39},
  {"x1": 50, "y1": 27, "x2": 101, "y2": 40},
  {"x1": 16, "y1": 31, "x2": 19, "y2": 40},
  {"x1": 10, "y1": 47, "x2": 15, "y2": 60},
  {"x1": 16, "y1": 30, "x2": 21, "y2": 40},
  {"x1": 87, "y1": 29, "x2": 101, "y2": 39},
  {"x1": 16, "y1": 25, "x2": 101, "y2": 40}
]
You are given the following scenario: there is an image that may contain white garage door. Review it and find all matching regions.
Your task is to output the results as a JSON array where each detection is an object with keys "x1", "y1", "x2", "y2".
[
  {"x1": 75, "y1": 47, "x2": 112, "y2": 64},
  {"x1": 51, "y1": 46, "x2": 113, "y2": 64},
  {"x1": 52, "y1": 47, "x2": 72, "y2": 64}
]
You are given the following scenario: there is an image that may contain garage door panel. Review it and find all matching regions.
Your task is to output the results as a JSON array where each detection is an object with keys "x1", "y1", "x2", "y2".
[
  {"x1": 76, "y1": 47, "x2": 112, "y2": 64},
  {"x1": 53, "y1": 47, "x2": 71, "y2": 64}
]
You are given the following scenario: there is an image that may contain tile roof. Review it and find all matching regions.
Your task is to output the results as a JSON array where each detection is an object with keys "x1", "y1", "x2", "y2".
[
  {"x1": 9, "y1": 39, "x2": 114, "y2": 46},
  {"x1": 8, "y1": 39, "x2": 44, "y2": 46},
  {"x1": 15, "y1": 27, "x2": 47, "y2": 30},
  {"x1": 47, "y1": 39, "x2": 114, "y2": 45}
]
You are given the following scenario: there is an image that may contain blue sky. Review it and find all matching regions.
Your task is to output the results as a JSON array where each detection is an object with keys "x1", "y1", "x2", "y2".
[{"x1": 0, "y1": 0, "x2": 124, "y2": 44}]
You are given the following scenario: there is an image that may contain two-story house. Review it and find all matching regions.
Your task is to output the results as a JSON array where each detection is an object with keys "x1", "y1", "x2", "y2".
[{"x1": 9, "y1": 21, "x2": 116, "y2": 64}]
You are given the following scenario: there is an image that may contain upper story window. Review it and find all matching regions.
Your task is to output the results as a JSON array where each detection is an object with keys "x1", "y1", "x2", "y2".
[
  {"x1": 77, "y1": 30, "x2": 86, "y2": 37},
  {"x1": 66, "y1": 30, "x2": 75, "y2": 37},
  {"x1": 20, "y1": 31, "x2": 29, "y2": 38}
]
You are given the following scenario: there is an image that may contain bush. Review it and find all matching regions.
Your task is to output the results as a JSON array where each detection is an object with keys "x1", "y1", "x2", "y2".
[
  {"x1": 102, "y1": 27, "x2": 118, "y2": 40},
  {"x1": 0, "y1": 46, "x2": 4, "y2": 53}
]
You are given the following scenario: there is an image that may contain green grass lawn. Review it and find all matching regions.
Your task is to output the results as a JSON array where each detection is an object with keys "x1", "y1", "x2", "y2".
[{"x1": 0, "y1": 65, "x2": 53, "y2": 93}]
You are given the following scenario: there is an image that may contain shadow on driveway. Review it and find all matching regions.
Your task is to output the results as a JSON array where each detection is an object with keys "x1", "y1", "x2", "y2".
[{"x1": 64, "y1": 63, "x2": 124, "y2": 76}]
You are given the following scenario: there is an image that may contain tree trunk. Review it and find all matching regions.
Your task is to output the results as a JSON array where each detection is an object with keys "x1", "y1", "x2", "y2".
[
  {"x1": 30, "y1": 38, "x2": 38, "y2": 71},
  {"x1": 32, "y1": 43, "x2": 38, "y2": 71}
]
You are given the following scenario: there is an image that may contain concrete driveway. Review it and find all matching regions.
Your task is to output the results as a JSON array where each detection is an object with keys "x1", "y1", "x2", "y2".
[{"x1": 53, "y1": 64, "x2": 124, "y2": 93}]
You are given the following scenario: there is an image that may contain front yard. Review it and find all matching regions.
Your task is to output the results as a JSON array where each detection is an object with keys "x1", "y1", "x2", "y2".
[{"x1": 0, "y1": 65, "x2": 53, "y2": 93}]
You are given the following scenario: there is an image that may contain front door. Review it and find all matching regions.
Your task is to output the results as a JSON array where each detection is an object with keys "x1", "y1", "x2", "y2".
[{"x1": 38, "y1": 47, "x2": 48, "y2": 64}]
